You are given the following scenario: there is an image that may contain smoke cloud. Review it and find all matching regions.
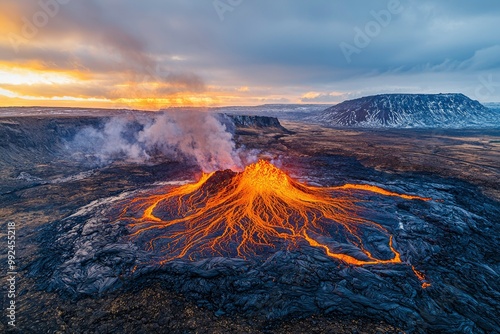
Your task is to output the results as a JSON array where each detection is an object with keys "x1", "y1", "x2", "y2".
[{"x1": 68, "y1": 112, "x2": 244, "y2": 172}]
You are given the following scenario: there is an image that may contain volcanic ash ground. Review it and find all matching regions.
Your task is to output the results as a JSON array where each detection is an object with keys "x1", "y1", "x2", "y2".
[{"x1": 30, "y1": 159, "x2": 500, "y2": 333}]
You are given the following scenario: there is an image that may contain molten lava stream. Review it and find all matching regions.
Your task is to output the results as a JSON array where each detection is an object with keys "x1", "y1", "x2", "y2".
[{"x1": 118, "y1": 160, "x2": 431, "y2": 287}]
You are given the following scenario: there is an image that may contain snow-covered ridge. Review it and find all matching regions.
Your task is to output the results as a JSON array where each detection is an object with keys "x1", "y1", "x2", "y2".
[{"x1": 309, "y1": 93, "x2": 500, "y2": 128}]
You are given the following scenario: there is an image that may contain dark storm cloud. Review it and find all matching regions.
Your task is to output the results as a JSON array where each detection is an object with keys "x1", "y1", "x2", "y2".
[
  {"x1": 120, "y1": 0, "x2": 500, "y2": 100},
  {"x1": 2, "y1": 0, "x2": 500, "y2": 102}
]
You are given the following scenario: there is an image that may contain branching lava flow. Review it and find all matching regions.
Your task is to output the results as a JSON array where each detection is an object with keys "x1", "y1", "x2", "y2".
[{"x1": 118, "y1": 160, "x2": 431, "y2": 287}]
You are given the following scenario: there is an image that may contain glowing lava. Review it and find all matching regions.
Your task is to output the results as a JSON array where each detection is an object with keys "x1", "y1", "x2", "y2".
[{"x1": 119, "y1": 160, "x2": 431, "y2": 286}]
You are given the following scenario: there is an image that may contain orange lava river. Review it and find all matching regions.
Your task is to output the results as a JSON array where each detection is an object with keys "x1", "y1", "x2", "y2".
[{"x1": 119, "y1": 160, "x2": 432, "y2": 287}]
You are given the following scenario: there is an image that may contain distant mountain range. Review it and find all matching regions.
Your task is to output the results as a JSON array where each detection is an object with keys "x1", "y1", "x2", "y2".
[
  {"x1": 1, "y1": 95, "x2": 499, "y2": 129},
  {"x1": 308, "y1": 93, "x2": 499, "y2": 128}
]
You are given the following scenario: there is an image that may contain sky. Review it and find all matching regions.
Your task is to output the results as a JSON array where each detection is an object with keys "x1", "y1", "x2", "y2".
[{"x1": 1, "y1": 0, "x2": 500, "y2": 109}]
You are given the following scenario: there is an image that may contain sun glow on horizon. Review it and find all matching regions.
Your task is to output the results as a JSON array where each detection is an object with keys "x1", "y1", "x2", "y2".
[
  {"x1": 0, "y1": 65, "x2": 236, "y2": 109},
  {"x1": 0, "y1": 68, "x2": 76, "y2": 86}
]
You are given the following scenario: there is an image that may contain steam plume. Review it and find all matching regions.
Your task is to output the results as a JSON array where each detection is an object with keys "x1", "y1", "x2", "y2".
[{"x1": 68, "y1": 112, "x2": 243, "y2": 172}]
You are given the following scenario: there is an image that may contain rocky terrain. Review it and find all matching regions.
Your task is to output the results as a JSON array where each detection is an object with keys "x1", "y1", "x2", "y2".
[
  {"x1": 222, "y1": 114, "x2": 286, "y2": 130},
  {"x1": 1, "y1": 110, "x2": 499, "y2": 333},
  {"x1": 215, "y1": 104, "x2": 329, "y2": 121},
  {"x1": 309, "y1": 93, "x2": 499, "y2": 128}
]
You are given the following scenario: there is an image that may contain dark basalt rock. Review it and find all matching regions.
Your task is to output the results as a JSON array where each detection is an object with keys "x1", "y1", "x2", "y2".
[
  {"x1": 28, "y1": 156, "x2": 500, "y2": 334},
  {"x1": 3, "y1": 113, "x2": 499, "y2": 333},
  {"x1": 222, "y1": 114, "x2": 289, "y2": 131}
]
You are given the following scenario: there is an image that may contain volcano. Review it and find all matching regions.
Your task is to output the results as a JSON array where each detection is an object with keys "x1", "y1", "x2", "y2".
[
  {"x1": 7, "y1": 114, "x2": 499, "y2": 333},
  {"x1": 118, "y1": 160, "x2": 430, "y2": 285}
]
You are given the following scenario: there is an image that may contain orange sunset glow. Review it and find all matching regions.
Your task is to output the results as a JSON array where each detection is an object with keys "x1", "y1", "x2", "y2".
[
  {"x1": 0, "y1": 58, "x2": 252, "y2": 109},
  {"x1": 2, "y1": 1, "x2": 497, "y2": 110},
  {"x1": 0, "y1": 2, "x2": 293, "y2": 109}
]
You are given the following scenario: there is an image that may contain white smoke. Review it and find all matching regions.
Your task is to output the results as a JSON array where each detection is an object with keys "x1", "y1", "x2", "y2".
[{"x1": 68, "y1": 112, "x2": 244, "y2": 172}]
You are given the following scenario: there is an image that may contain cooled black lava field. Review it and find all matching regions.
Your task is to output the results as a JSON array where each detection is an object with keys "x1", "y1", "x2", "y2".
[{"x1": 1, "y1": 115, "x2": 499, "y2": 334}]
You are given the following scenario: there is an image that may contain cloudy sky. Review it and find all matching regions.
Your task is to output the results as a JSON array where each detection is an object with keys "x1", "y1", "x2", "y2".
[{"x1": 1, "y1": 0, "x2": 499, "y2": 109}]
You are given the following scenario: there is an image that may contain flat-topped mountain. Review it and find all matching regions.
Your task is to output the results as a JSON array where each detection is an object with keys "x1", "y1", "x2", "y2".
[
  {"x1": 223, "y1": 114, "x2": 283, "y2": 128},
  {"x1": 310, "y1": 93, "x2": 498, "y2": 128},
  {"x1": 220, "y1": 114, "x2": 291, "y2": 133}
]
